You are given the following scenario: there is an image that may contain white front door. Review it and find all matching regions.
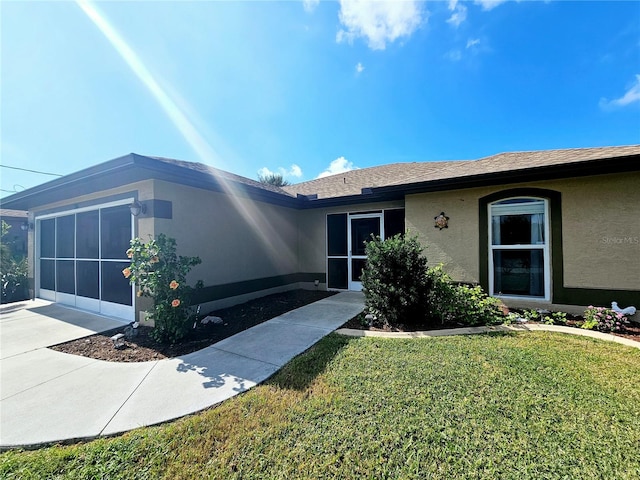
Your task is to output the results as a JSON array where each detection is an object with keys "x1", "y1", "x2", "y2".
[{"x1": 348, "y1": 213, "x2": 383, "y2": 291}]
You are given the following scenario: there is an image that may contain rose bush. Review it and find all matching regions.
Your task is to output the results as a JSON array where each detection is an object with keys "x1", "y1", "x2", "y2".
[{"x1": 124, "y1": 234, "x2": 202, "y2": 343}]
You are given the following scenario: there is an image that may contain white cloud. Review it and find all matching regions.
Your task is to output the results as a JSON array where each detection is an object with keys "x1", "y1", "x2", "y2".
[
  {"x1": 316, "y1": 156, "x2": 359, "y2": 178},
  {"x1": 466, "y1": 38, "x2": 480, "y2": 48},
  {"x1": 355, "y1": 62, "x2": 365, "y2": 73},
  {"x1": 445, "y1": 49, "x2": 462, "y2": 62},
  {"x1": 447, "y1": 2, "x2": 467, "y2": 28},
  {"x1": 600, "y1": 74, "x2": 640, "y2": 110},
  {"x1": 302, "y1": 0, "x2": 320, "y2": 13},
  {"x1": 288, "y1": 164, "x2": 303, "y2": 178},
  {"x1": 336, "y1": 0, "x2": 424, "y2": 50},
  {"x1": 258, "y1": 164, "x2": 303, "y2": 180},
  {"x1": 474, "y1": 0, "x2": 508, "y2": 11},
  {"x1": 257, "y1": 166, "x2": 276, "y2": 178}
]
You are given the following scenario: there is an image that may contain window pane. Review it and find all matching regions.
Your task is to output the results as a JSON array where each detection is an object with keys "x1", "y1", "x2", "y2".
[
  {"x1": 493, "y1": 250, "x2": 544, "y2": 297},
  {"x1": 351, "y1": 258, "x2": 367, "y2": 282},
  {"x1": 40, "y1": 219, "x2": 56, "y2": 258},
  {"x1": 327, "y1": 258, "x2": 348, "y2": 289},
  {"x1": 101, "y1": 261, "x2": 132, "y2": 306},
  {"x1": 101, "y1": 206, "x2": 131, "y2": 259},
  {"x1": 351, "y1": 217, "x2": 380, "y2": 256},
  {"x1": 492, "y1": 214, "x2": 544, "y2": 245},
  {"x1": 40, "y1": 259, "x2": 55, "y2": 290},
  {"x1": 56, "y1": 260, "x2": 75, "y2": 294},
  {"x1": 76, "y1": 211, "x2": 99, "y2": 259},
  {"x1": 56, "y1": 215, "x2": 75, "y2": 258},
  {"x1": 77, "y1": 261, "x2": 99, "y2": 299},
  {"x1": 384, "y1": 209, "x2": 405, "y2": 239},
  {"x1": 327, "y1": 214, "x2": 347, "y2": 256}
]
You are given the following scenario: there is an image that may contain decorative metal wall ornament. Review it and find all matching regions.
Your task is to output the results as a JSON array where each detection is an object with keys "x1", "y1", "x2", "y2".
[{"x1": 434, "y1": 212, "x2": 449, "y2": 230}]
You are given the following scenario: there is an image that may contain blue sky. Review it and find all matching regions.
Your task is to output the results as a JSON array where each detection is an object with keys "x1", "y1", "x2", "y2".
[{"x1": 1, "y1": 0, "x2": 639, "y2": 197}]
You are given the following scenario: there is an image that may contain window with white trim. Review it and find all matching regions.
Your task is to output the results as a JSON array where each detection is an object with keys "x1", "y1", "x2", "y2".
[{"x1": 489, "y1": 198, "x2": 550, "y2": 299}]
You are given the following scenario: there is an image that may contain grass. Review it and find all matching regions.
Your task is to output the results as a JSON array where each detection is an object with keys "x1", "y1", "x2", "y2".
[{"x1": 2, "y1": 331, "x2": 639, "y2": 479}]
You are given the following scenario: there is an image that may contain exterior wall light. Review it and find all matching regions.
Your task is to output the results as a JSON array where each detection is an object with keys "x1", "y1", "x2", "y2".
[
  {"x1": 129, "y1": 200, "x2": 147, "y2": 216},
  {"x1": 20, "y1": 222, "x2": 33, "y2": 231}
]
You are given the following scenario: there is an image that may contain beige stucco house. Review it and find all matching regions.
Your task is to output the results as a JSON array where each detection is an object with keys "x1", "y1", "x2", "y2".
[{"x1": 2, "y1": 145, "x2": 638, "y2": 322}]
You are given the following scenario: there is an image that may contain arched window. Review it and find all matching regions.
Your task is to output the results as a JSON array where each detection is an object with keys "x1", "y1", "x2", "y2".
[{"x1": 489, "y1": 197, "x2": 550, "y2": 300}]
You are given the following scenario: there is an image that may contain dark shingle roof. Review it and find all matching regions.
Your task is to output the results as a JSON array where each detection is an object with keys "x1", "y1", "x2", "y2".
[
  {"x1": 149, "y1": 156, "x2": 295, "y2": 197},
  {"x1": 282, "y1": 145, "x2": 640, "y2": 199},
  {"x1": 2, "y1": 146, "x2": 638, "y2": 211}
]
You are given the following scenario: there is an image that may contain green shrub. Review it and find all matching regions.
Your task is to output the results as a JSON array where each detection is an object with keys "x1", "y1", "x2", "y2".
[
  {"x1": 424, "y1": 264, "x2": 458, "y2": 323},
  {"x1": 426, "y1": 265, "x2": 504, "y2": 326},
  {"x1": 360, "y1": 234, "x2": 431, "y2": 327},
  {"x1": 1, "y1": 220, "x2": 29, "y2": 304},
  {"x1": 125, "y1": 234, "x2": 202, "y2": 343},
  {"x1": 451, "y1": 283, "x2": 504, "y2": 326}
]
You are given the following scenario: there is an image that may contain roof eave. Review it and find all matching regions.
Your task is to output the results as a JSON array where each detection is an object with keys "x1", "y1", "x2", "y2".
[
  {"x1": 0, "y1": 153, "x2": 299, "y2": 211},
  {"x1": 370, "y1": 153, "x2": 640, "y2": 197}
]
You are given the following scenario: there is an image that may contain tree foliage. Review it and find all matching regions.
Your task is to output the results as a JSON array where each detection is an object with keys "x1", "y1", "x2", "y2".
[{"x1": 258, "y1": 173, "x2": 290, "y2": 187}]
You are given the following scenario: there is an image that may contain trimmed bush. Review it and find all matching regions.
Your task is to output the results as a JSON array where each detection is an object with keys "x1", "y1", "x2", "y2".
[{"x1": 360, "y1": 234, "x2": 431, "y2": 326}]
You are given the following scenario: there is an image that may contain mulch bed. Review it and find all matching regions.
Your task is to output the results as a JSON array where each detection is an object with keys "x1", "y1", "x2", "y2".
[{"x1": 50, "y1": 290, "x2": 336, "y2": 362}]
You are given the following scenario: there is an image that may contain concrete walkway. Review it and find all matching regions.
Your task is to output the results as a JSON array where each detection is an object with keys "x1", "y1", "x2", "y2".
[{"x1": 0, "y1": 292, "x2": 364, "y2": 449}]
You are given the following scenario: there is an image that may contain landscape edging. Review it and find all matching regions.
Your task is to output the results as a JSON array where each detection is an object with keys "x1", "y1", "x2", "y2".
[{"x1": 335, "y1": 323, "x2": 640, "y2": 350}]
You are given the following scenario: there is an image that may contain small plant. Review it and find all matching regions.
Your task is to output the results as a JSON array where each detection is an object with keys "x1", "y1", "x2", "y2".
[
  {"x1": 519, "y1": 309, "x2": 567, "y2": 325},
  {"x1": 360, "y1": 234, "x2": 431, "y2": 327},
  {"x1": 504, "y1": 312, "x2": 522, "y2": 325},
  {"x1": 125, "y1": 234, "x2": 202, "y2": 343},
  {"x1": 582, "y1": 305, "x2": 629, "y2": 333},
  {"x1": 548, "y1": 311, "x2": 567, "y2": 325}
]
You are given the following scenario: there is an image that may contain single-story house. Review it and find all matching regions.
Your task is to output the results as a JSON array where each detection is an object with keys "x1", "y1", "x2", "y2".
[{"x1": 1, "y1": 145, "x2": 638, "y2": 322}]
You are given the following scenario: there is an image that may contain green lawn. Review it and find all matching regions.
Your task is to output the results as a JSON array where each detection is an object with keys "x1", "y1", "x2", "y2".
[{"x1": 2, "y1": 331, "x2": 639, "y2": 479}]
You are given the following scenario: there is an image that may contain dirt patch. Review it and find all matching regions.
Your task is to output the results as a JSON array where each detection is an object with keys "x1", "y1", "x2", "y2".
[{"x1": 50, "y1": 290, "x2": 336, "y2": 362}]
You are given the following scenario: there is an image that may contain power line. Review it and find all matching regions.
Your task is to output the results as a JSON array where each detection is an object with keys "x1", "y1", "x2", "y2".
[{"x1": 1, "y1": 165, "x2": 63, "y2": 177}]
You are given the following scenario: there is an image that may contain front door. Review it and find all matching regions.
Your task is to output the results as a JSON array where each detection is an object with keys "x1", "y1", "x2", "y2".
[{"x1": 348, "y1": 214, "x2": 383, "y2": 291}]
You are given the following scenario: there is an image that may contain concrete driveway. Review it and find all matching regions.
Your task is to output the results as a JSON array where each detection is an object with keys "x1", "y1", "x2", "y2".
[{"x1": 0, "y1": 293, "x2": 364, "y2": 449}]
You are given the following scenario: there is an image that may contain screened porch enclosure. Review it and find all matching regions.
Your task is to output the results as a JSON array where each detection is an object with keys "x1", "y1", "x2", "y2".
[
  {"x1": 37, "y1": 203, "x2": 134, "y2": 320},
  {"x1": 327, "y1": 209, "x2": 405, "y2": 291}
]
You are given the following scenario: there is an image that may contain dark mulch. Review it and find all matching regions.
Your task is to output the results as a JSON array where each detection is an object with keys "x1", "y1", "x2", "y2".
[{"x1": 50, "y1": 290, "x2": 336, "y2": 362}]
